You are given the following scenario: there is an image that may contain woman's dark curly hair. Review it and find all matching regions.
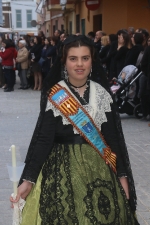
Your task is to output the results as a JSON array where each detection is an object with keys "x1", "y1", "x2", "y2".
[
  {"x1": 34, "y1": 36, "x2": 42, "y2": 45},
  {"x1": 62, "y1": 37, "x2": 96, "y2": 65}
]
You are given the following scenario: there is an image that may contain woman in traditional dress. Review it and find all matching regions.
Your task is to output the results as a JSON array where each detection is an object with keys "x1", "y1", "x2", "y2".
[{"x1": 10, "y1": 35, "x2": 139, "y2": 225}]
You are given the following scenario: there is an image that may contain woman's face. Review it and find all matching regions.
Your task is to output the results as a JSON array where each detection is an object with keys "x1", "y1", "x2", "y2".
[
  {"x1": 34, "y1": 37, "x2": 37, "y2": 44},
  {"x1": 45, "y1": 39, "x2": 49, "y2": 45},
  {"x1": 118, "y1": 34, "x2": 124, "y2": 44},
  {"x1": 18, "y1": 42, "x2": 24, "y2": 48},
  {"x1": 2, "y1": 42, "x2": 6, "y2": 48},
  {"x1": 50, "y1": 40, "x2": 55, "y2": 46},
  {"x1": 30, "y1": 42, "x2": 34, "y2": 46},
  {"x1": 65, "y1": 46, "x2": 92, "y2": 83}
]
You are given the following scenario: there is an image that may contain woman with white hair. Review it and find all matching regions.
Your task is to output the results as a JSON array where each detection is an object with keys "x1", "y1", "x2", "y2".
[{"x1": 16, "y1": 40, "x2": 29, "y2": 89}]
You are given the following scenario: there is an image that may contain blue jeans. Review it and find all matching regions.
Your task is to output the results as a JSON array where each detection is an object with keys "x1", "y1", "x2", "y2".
[
  {"x1": 3, "y1": 68, "x2": 15, "y2": 89},
  {"x1": 20, "y1": 69, "x2": 28, "y2": 88}
]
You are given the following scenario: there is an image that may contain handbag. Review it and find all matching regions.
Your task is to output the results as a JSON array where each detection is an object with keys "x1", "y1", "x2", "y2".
[
  {"x1": 38, "y1": 57, "x2": 45, "y2": 67},
  {"x1": 16, "y1": 62, "x2": 21, "y2": 71}
]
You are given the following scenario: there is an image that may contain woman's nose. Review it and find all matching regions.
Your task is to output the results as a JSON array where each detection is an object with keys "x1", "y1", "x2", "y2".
[{"x1": 77, "y1": 59, "x2": 83, "y2": 66}]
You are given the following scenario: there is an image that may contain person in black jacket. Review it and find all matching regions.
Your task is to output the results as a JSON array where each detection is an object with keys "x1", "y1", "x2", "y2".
[
  {"x1": 30, "y1": 36, "x2": 43, "y2": 90},
  {"x1": 125, "y1": 33, "x2": 144, "y2": 66},
  {"x1": 140, "y1": 45, "x2": 150, "y2": 120},
  {"x1": 99, "y1": 35, "x2": 110, "y2": 74},
  {"x1": 47, "y1": 36, "x2": 58, "y2": 66},
  {"x1": 108, "y1": 30, "x2": 130, "y2": 81},
  {"x1": 40, "y1": 37, "x2": 52, "y2": 79},
  {"x1": 93, "y1": 30, "x2": 105, "y2": 53},
  {"x1": 138, "y1": 74, "x2": 150, "y2": 120}
]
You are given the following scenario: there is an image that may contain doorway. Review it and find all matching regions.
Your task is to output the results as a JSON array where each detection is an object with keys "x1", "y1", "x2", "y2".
[
  {"x1": 93, "y1": 14, "x2": 102, "y2": 32},
  {"x1": 69, "y1": 21, "x2": 72, "y2": 35},
  {"x1": 81, "y1": 19, "x2": 85, "y2": 35}
]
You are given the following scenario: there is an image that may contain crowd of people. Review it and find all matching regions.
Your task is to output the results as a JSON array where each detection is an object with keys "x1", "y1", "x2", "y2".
[{"x1": 0, "y1": 27, "x2": 150, "y2": 120}]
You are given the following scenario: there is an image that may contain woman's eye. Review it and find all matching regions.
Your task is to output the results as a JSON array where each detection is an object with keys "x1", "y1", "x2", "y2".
[
  {"x1": 70, "y1": 57, "x2": 76, "y2": 61},
  {"x1": 83, "y1": 57, "x2": 89, "y2": 61}
]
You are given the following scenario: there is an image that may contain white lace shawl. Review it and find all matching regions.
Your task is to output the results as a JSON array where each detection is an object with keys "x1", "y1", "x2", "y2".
[{"x1": 46, "y1": 80, "x2": 113, "y2": 134}]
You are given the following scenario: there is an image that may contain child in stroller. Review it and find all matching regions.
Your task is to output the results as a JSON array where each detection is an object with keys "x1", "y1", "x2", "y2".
[
  {"x1": 111, "y1": 65, "x2": 138, "y2": 94},
  {"x1": 110, "y1": 65, "x2": 143, "y2": 116}
]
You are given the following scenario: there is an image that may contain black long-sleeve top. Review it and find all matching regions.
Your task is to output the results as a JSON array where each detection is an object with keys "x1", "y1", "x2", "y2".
[
  {"x1": 141, "y1": 46, "x2": 150, "y2": 91},
  {"x1": 124, "y1": 44, "x2": 144, "y2": 66},
  {"x1": 22, "y1": 104, "x2": 127, "y2": 183},
  {"x1": 30, "y1": 44, "x2": 43, "y2": 62}
]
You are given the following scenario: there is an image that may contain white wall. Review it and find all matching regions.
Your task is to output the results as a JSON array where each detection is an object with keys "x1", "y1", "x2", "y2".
[{"x1": 10, "y1": 0, "x2": 37, "y2": 34}]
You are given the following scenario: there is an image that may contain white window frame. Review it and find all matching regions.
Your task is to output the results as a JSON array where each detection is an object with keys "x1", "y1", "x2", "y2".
[
  {"x1": 16, "y1": 9, "x2": 22, "y2": 28},
  {"x1": 26, "y1": 9, "x2": 32, "y2": 28}
]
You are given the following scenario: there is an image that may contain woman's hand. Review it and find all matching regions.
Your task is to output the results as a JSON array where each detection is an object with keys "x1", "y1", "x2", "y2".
[
  {"x1": 119, "y1": 177, "x2": 129, "y2": 199},
  {"x1": 10, "y1": 181, "x2": 33, "y2": 206}
]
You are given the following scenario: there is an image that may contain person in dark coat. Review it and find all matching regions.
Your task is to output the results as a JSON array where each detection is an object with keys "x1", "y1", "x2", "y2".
[
  {"x1": 93, "y1": 30, "x2": 105, "y2": 53},
  {"x1": 107, "y1": 30, "x2": 130, "y2": 80},
  {"x1": 140, "y1": 45, "x2": 150, "y2": 120},
  {"x1": 125, "y1": 33, "x2": 144, "y2": 66},
  {"x1": 40, "y1": 37, "x2": 52, "y2": 79},
  {"x1": 99, "y1": 34, "x2": 117, "y2": 77},
  {"x1": 99, "y1": 36, "x2": 110, "y2": 59},
  {"x1": 138, "y1": 74, "x2": 150, "y2": 120},
  {"x1": 99, "y1": 36, "x2": 110, "y2": 74},
  {"x1": 141, "y1": 45, "x2": 150, "y2": 91},
  {"x1": 30, "y1": 36, "x2": 43, "y2": 90},
  {"x1": 46, "y1": 36, "x2": 58, "y2": 66}
]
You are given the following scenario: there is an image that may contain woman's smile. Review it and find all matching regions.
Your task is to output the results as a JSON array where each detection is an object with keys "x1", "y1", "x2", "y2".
[{"x1": 75, "y1": 69, "x2": 85, "y2": 74}]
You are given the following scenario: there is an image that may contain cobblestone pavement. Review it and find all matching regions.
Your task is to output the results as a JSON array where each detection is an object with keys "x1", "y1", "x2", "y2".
[{"x1": 0, "y1": 79, "x2": 150, "y2": 225}]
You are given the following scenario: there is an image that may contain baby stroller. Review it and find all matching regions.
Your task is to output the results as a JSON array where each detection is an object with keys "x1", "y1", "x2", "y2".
[{"x1": 111, "y1": 65, "x2": 143, "y2": 117}]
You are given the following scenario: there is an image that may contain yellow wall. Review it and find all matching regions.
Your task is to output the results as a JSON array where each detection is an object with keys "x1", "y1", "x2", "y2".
[
  {"x1": 102, "y1": 0, "x2": 128, "y2": 34},
  {"x1": 64, "y1": 0, "x2": 150, "y2": 35},
  {"x1": 127, "y1": 0, "x2": 150, "y2": 31}
]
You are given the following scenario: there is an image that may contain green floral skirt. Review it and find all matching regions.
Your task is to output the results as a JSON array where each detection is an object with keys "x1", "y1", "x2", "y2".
[{"x1": 21, "y1": 144, "x2": 139, "y2": 225}]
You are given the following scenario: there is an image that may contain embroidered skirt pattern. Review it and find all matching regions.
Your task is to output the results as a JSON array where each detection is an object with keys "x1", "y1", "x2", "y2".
[{"x1": 20, "y1": 144, "x2": 139, "y2": 225}]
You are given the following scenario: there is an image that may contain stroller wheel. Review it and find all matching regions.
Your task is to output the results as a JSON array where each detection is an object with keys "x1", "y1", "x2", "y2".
[{"x1": 134, "y1": 103, "x2": 143, "y2": 119}]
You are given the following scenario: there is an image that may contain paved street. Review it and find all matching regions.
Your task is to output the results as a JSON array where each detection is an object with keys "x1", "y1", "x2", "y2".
[{"x1": 0, "y1": 78, "x2": 150, "y2": 225}]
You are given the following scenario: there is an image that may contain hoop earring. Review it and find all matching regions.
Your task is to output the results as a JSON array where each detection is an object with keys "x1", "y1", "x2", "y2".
[{"x1": 64, "y1": 67, "x2": 68, "y2": 80}]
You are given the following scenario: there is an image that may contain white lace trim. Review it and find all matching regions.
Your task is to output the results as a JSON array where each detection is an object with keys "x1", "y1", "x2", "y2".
[
  {"x1": 23, "y1": 179, "x2": 35, "y2": 185},
  {"x1": 11, "y1": 193, "x2": 26, "y2": 225},
  {"x1": 94, "y1": 82, "x2": 113, "y2": 130},
  {"x1": 46, "y1": 81, "x2": 113, "y2": 133}
]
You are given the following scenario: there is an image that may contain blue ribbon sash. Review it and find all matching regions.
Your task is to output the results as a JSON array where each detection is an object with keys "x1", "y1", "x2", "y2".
[{"x1": 49, "y1": 84, "x2": 116, "y2": 172}]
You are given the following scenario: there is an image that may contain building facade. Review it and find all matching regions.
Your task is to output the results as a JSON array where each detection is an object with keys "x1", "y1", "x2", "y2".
[
  {"x1": 37, "y1": 0, "x2": 150, "y2": 36},
  {"x1": 2, "y1": 1, "x2": 11, "y2": 28},
  {"x1": 63, "y1": 0, "x2": 150, "y2": 35},
  {"x1": 38, "y1": 0, "x2": 74, "y2": 36},
  {"x1": 10, "y1": 0, "x2": 38, "y2": 35}
]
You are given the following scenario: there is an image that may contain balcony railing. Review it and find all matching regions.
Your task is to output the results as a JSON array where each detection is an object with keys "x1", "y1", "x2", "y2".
[{"x1": 47, "y1": 0, "x2": 74, "y2": 11}]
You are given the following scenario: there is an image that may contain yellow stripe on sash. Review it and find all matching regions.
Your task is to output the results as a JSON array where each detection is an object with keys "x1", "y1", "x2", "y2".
[{"x1": 49, "y1": 84, "x2": 117, "y2": 173}]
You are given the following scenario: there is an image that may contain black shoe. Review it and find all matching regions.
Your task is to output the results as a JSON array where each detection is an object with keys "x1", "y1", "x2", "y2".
[
  {"x1": 18, "y1": 87, "x2": 23, "y2": 89},
  {"x1": 4, "y1": 88, "x2": 12, "y2": 92},
  {"x1": 22, "y1": 87, "x2": 28, "y2": 90}
]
